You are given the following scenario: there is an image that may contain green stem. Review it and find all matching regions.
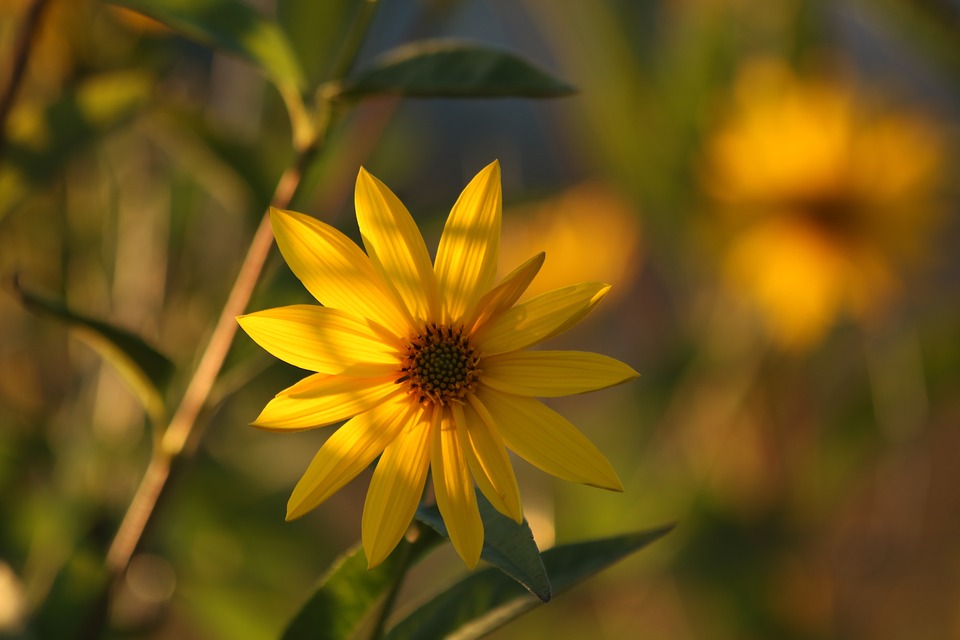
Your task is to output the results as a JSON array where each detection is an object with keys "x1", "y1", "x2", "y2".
[{"x1": 103, "y1": 0, "x2": 383, "y2": 588}]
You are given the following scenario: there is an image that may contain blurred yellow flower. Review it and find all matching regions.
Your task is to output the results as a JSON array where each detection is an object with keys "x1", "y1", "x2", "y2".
[
  {"x1": 499, "y1": 182, "x2": 643, "y2": 302},
  {"x1": 703, "y1": 59, "x2": 944, "y2": 348},
  {"x1": 238, "y1": 162, "x2": 633, "y2": 568}
]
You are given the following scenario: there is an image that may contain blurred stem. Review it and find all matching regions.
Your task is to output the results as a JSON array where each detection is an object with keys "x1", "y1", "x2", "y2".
[
  {"x1": 103, "y1": 0, "x2": 381, "y2": 582},
  {"x1": 0, "y1": 0, "x2": 51, "y2": 162}
]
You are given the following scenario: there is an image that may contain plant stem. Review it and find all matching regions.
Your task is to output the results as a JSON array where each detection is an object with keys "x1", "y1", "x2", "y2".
[
  {"x1": 0, "y1": 0, "x2": 51, "y2": 162},
  {"x1": 104, "y1": 0, "x2": 381, "y2": 581},
  {"x1": 104, "y1": 152, "x2": 304, "y2": 576}
]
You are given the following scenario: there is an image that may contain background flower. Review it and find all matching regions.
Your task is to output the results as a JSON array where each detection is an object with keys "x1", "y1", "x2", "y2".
[{"x1": 702, "y1": 59, "x2": 946, "y2": 348}]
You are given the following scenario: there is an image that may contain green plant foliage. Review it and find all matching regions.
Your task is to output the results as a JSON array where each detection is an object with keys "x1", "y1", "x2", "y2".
[
  {"x1": 0, "y1": 71, "x2": 153, "y2": 217},
  {"x1": 12, "y1": 278, "x2": 174, "y2": 426},
  {"x1": 333, "y1": 39, "x2": 577, "y2": 99},
  {"x1": 416, "y1": 489, "x2": 551, "y2": 602},
  {"x1": 281, "y1": 530, "x2": 442, "y2": 640},
  {"x1": 29, "y1": 547, "x2": 110, "y2": 640},
  {"x1": 383, "y1": 525, "x2": 674, "y2": 640},
  {"x1": 108, "y1": 0, "x2": 307, "y2": 90}
]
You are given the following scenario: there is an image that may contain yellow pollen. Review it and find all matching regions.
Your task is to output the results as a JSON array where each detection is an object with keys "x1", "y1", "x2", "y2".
[{"x1": 398, "y1": 323, "x2": 480, "y2": 406}]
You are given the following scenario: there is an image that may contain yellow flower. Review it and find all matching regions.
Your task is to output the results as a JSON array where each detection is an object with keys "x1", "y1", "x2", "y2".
[
  {"x1": 703, "y1": 59, "x2": 944, "y2": 348},
  {"x1": 238, "y1": 162, "x2": 635, "y2": 568}
]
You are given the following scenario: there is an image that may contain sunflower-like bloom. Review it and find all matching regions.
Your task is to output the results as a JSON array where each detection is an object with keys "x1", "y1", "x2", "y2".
[
  {"x1": 238, "y1": 162, "x2": 636, "y2": 568},
  {"x1": 703, "y1": 59, "x2": 945, "y2": 348}
]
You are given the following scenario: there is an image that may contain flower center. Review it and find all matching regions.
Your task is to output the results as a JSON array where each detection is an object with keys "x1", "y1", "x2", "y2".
[{"x1": 399, "y1": 324, "x2": 480, "y2": 406}]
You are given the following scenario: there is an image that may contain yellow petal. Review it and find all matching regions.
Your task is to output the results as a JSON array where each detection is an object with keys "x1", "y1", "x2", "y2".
[
  {"x1": 466, "y1": 252, "x2": 545, "y2": 331},
  {"x1": 473, "y1": 388, "x2": 623, "y2": 491},
  {"x1": 481, "y1": 351, "x2": 639, "y2": 397},
  {"x1": 355, "y1": 168, "x2": 439, "y2": 322},
  {"x1": 434, "y1": 161, "x2": 502, "y2": 324},
  {"x1": 432, "y1": 409, "x2": 484, "y2": 568},
  {"x1": 286, "y1": 395, "x2": 415, "y2": 520},
  {"x1": 453, "y1": 402, "x2": 522, "y2": 523},
  {"x1": 237, "y1": 305, "x2": 401, "y2": 375},
  {"x1": 270, "y1": 208, "x2": 413, "y2": 335},
  {"x1": 252, "y1": 374, "x2": 400, "y2": 431},
  {"x1": 473, "y1": 283, "x2": 610, "y2": 356},
  {"x1": 362, "y1": 407, "x2": 433, "y2": 568}
]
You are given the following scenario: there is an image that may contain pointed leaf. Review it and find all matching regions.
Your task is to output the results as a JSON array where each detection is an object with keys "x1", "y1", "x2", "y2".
[
  {"x1": 281, "y1": 530, "x2": 442, "y2": 640},
  {"x1": 384, "y1": 524, "x2": 675, "y2": 640},
  {"x1": 335, "y1": 39, "x2": 576, "y2": 99},
  {"x1": 13, "y1": 278, "x2": 174, "y2": 425},
  {"x1": 416, "y1": 489, "x2": 551, "y2": 601},
  {"x1": 109, "y1": 0, "x2": 306, "y2": 90}
]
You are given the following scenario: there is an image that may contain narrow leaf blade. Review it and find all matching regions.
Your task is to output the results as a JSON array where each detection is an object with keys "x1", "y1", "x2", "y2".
[
  {"x1": 416, "y1": 489, "x2": 551, "y2": 601},
  {"x1": 282, "y1": 530, "x2": 442, "y2": 640},
  {"x1": 384, "y1": 524, "x2": 675, "y2": 640},
  {"x1": 109, "y1": 0, "x2": 306, "y2": 89},
  {"x1": 336, "y1": 39, "x2": 576, "y2": 99},
  {"x1": 13, "y1": 278, "x2": 174, "y2": 424}
]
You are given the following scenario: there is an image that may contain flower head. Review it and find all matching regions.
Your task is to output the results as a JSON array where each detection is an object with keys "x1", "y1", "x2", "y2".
[
  {"x1": 703, "y1": 59, "x2": 945, "y2": 348},
  {"x1": 238, "y1": 162, "x2": 636, "y2": 568}
]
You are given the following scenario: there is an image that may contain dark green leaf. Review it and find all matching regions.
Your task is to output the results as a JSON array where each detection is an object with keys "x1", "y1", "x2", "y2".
[
  {"x1": 281, "y1": 529, "x2": 442, "y2": 640},
  {"x1": 12, "y1": 277, "x2": 174, "y2": 425},
  {"x1": 416, "y1": 489, "x2": 551, "y2": 601},
  {"x1": 334, "y1": 39, "x2": 576, "y2": 99},
  {"x1": 384, "y1": 524, "x2": 675, "y2": 640},
  {"x1": 109, "y1": 0, "x2": 306, "y2": 90}
]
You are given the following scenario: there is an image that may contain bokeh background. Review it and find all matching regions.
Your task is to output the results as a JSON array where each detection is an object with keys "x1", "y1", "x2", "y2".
[{"x1": 2, "y1": 0, "x2": 960, "y2": 638}]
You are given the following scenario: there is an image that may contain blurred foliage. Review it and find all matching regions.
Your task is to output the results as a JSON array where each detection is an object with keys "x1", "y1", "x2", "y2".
[{"x1": 1, "y1": 0, "x2": 960, "y2": 638}]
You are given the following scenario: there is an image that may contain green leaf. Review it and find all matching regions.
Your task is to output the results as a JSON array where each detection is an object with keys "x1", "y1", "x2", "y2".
[
  {"x1": 12, "y1": 277, "x2": 174, "y2": 426},
  {"x1": 109, "y1": 0, "x2": 306, "y2": 90},
  {"x1": 416, "y1": 490, "x2": 551, "y2": 602},
  {"x1": 383, "y1": 524, "x2": 675, "y2": 640},
  {"x1": 281, "y1": 529, "x2": 442, "y2": 640},
  {"x1": 334, "y1": 39, "x2": 577, "y2": 99}
]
